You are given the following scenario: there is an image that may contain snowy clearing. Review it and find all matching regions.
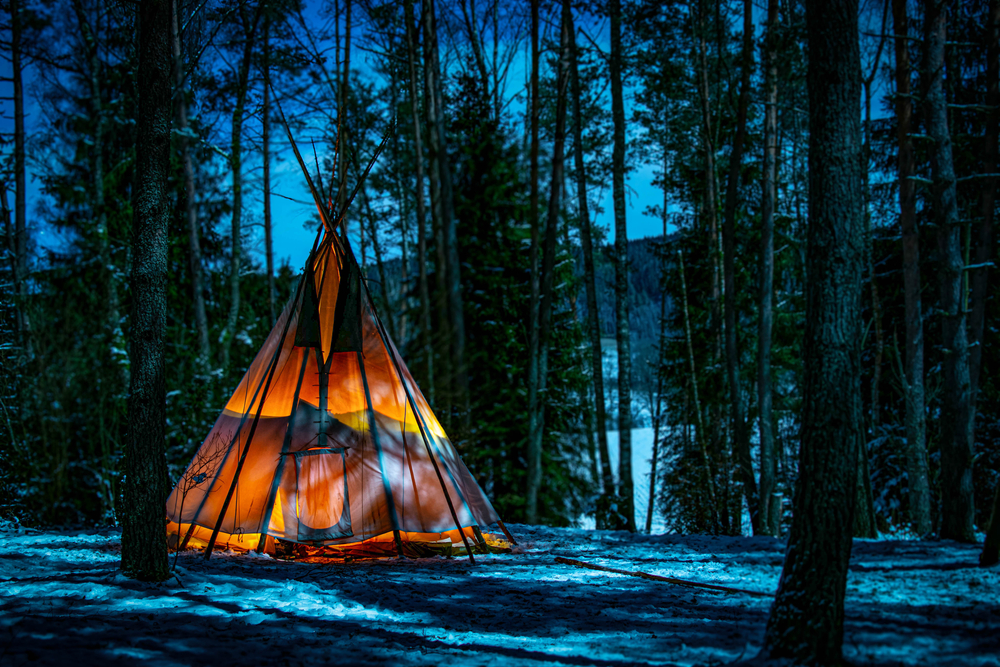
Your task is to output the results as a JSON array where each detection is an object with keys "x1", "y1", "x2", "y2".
[{"x1": 0, "y1": 523, "x2": 997, "y2": 666}]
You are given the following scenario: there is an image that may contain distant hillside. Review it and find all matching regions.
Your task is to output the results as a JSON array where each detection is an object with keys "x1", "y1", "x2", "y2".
[{"x1": 578, "y1": 234, "x2": 676, "y2": 349}]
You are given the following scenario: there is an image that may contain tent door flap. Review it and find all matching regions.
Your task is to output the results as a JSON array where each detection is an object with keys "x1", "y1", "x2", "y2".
[{"x1": 293, "y1": 448, "x2": 352, "y2": 542}]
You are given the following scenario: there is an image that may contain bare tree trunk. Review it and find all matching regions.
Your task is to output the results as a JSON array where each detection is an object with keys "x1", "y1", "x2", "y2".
[
  {"x1": 218, "y1": 4, "x2": 262, "y2": 370},
  {"x1": 645, "y1": 194, "x2": 669, "y2": 535},
  {"x1": 855, "y1": 7, "x2": 890, "y2": 540},
  {"x1": 459, "y1": 0, "x2": 490, "y2": 112},
  {"x1": 679, "y1": 248, "x2": 718, "y2": 529},
  {"x1": 721, "y1": 0, "x2": 759, "y2": 535},
  {"x1": 171, "y1": 0, "x2": 210, "y2": 367},
  {"x1": 925, "y1": 0, "x2": 975, "y2": 543},
  {"x1": 262, "y1": 18, "x2": 275, "y2": 324},
  {"x1": 970, "y1": 0, "x2": 998, "y2": 422},
  {"x1": 525, "y1": 0, "x2": 542, "y2": 523},
  {"x1": 422, "y1": 0, "x2": 459, "y2": 418},
  {"x1": 337, "y1": 0, "x2": 352, "y2": 232},
  {"x1": 568, "y1": 8, "x2": 613, "y2": 499},
  {"x1": 891, "y1": 0, "x2": 931, "y2": 536},
  {"x1": 695, "y1": 1, "x2": 724, "y2": 529},
  {"x1": 72, "y1": 0, "x2": 126, "y2": 387},
  {"x1": 758, "y1": 0, "x2": 780, "y2": 538},
  {"x1": 404, "y1": 0, "x2": 434, "y2": 403},
  {"x1": 122, "y1": 0, "x2": 172, "y2": 583},
  {"x1": 9, "y1": 0, "x2": 31, "y2": 362},
  {"x1": 761, "y1": 1, "x2": 863, "y2": 660},
  {"x1": 610, "y1": 0, "x2": 633, "y2": 532}
]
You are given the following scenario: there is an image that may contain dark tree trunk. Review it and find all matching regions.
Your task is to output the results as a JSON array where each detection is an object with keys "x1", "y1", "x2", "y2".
[
  {"x1": 924, "y1": 0, "x2": 976, "y2": 543},
  {"x1": 9, "y1": 0, "x2": 31, "y2": 362},
  {"x1": 526, "y1": 0, "x2": 542, "y2": 523},
  {"x1": 721, "y1": 0, "x2": 759, "y2": 535},
  {"x1": 404, "y1": 0, "x2": 434, "y2": 403},
  {"x1": 758, "y1": 0, "x2": 780, "y2": 537},
  {"x1": 646, "y1": 193, "x2": 669, "y2": 534},
  {"x1": 761, "y1": 0, "x2": 863, "y2": 662},
  {"x1": 892, "y1": 0, "x2": 931, "y2": 536},
  {"x1": 262, "y1": 18, "x2": 275, "y2": 324},
  {"x1": 568, "y1": 8, "x2": 613, "y2": 498},
  {"x1": 172, "y1": 0, "x2": 210, "y2": 368},
  {"x1": 610, "y1": 0, "x2": 633, "y2": 532},
  {"x1": 422, "y1": 0, "x2": 454, "y2": 416},
  {"x1": 122, "y1": 0, "x2": 172, "y2": 583},
  {"x1": 970, "y1": 0, "x2": 998, "y2": 425}
]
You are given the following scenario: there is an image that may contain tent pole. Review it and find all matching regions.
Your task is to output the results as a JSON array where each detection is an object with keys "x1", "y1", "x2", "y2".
[
  {"x1": 364, "y1": 315, "x2": 476, "y2": 564},
  {"x1": 256, "y1": 351, "x2": 310, "y2": 553},
  {"x1": 202, "y1": 271, "x2": 309, "y2": 559},
  {"x1": 357, "y1": 350, "x2": 405, "y2": 558}
]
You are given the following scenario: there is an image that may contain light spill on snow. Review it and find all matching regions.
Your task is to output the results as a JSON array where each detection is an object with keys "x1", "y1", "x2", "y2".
[{"x1": 1, "y1": 523, "x2": 997, "y2": 666}]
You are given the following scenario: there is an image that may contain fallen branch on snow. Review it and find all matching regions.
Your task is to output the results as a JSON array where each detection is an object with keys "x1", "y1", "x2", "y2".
[{"x1": 554, "y1": 556, "x2": 772, "y2": 598}]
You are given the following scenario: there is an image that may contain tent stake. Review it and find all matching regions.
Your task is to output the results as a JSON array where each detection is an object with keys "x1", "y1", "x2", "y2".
[{"x1": 497, "y1": 520, "x2": 518, "y2": 546}]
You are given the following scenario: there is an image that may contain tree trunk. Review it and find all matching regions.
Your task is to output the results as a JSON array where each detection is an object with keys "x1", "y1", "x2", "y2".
[
  {"x1": 9, "y1": 0, "x2": 31, "y2": 362},
  {"x1": 610, "y1": 0, "x2": 633, "y2": 532},
  {"x1": 645, "y1": 196, "x2": 669, "y2": 535},
  {"x1": 337, "y1": 0, "x2": 352, "y2": 231},
  {"x1": 925, "y1": 0, "x2": 976, "y2": 543},
  {"x1": 758, "y1": 0, "x2": 780, "y2": 538},
  {"x1": 761, "y1": 0, "x2": 863, "y2": 662},
  {"x1": 172, "y1": 0, "x2": 211, "y2": 368},
  {"x1": 526, "y1": 0, "x2": 542, "y2": 524},
  {"x1": 404, "y1": 0, "x2": 434, "y2": 403},
  {"x1": 424, "y1": 0, "x2": 467, "y2": 420},
  {"x1": 568, "y1": 8, "x2": 613, "y2": 499},
  {"x1": 122, "y1": 0, "x2": 172, "y2": 583},
  {"x1": 219, "y1": 5, "x2": 262, "y2": 370},
  {"x1": 969, "y1": 0, "x2": 998, "y2": 423},
  {"x1": 422, "y1": 0, "x2": 453, "y2": 417},
  {"x1": 679, "y1": 248, "x2": 718, "y2": 530},
  {"x1": 721, "y1": 0, "x2": 759, "y2": 535},
  {"x1": 695, "y1": 1, "x2": 724, "y2": 529},
  {"x1": 262, "y1": 18, "x2": 275, "y2": 324},
  {"x1": 892, "y1": 0, "x2": 932, "y2": 537}
]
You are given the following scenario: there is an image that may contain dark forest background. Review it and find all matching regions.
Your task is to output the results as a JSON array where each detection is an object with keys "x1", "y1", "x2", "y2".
[{"x1": 0, "y1": 0, "x2": 997, "y2": 543}]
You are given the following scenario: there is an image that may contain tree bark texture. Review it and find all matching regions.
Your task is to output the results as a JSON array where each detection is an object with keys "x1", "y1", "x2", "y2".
[
  {"x1": 404, "y1": 0, "x2": 434, "y2": 404},
  {"x1": 758, "y1": 0, "x2": 780, "y2": 538},
  {"x1": 610, "y1": 0, "x2": 633, "y2": 532},
  {"x1": 172, "y1": 0, "x2": 211, "y2": 368},
  {"x1": 891, "y1": 0, "x2": 932, "y2": 536},
  {"x1": 122, "y1": 0, "x2": 172, "y2": 583},
  {"x1": 761, "y1": 0, "x2": 863, "y2": 661},
  {"x1": 569, "y1": 8, "x2": 613, "y2": 497},
  {"x1": 924, "y1": 0, "x2": 976, "y2": 543},
  {"x1": 721, "y1": 0, "x2": 759, "y2": 535}
]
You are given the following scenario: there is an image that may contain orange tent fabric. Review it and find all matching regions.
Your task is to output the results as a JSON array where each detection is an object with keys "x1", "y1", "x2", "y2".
[{"x1": 166, "y1": 233, "x2": 500, "y2": 556}]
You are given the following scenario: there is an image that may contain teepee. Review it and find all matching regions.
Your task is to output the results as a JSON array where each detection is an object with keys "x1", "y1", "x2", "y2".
[{"x1": 166, "y1": 126, "x2": 512, "y2": 564}]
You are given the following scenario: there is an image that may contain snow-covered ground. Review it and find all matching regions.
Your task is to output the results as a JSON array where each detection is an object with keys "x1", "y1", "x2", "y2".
[{"x1": 1, "y1": 523, "x2": 996, "y2": 666}]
